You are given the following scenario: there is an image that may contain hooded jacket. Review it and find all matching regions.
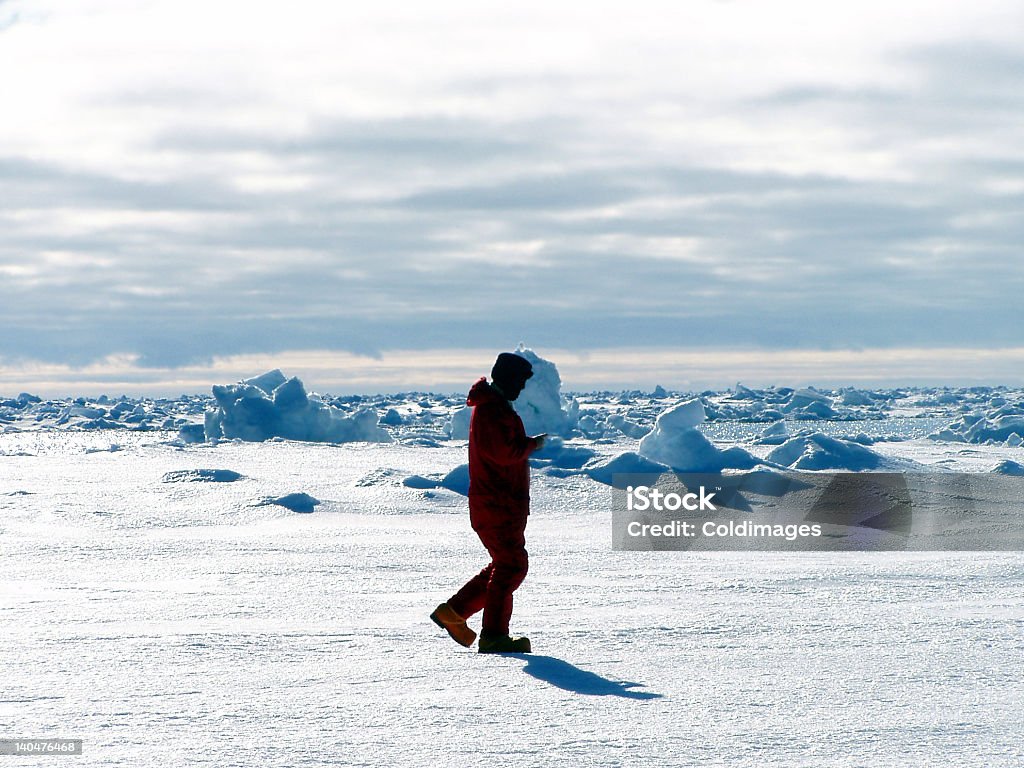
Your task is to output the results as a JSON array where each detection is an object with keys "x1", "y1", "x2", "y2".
[{"x1": 466, "y1": 377, "x2": 538, "y2": 524}]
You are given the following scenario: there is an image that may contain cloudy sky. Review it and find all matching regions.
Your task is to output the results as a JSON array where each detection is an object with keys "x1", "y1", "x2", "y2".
[{"x1": 2, "y1": 0, "x2": 1023, "y2": 395}]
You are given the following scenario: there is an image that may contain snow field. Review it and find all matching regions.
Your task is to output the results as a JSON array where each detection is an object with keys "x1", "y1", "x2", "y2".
[{"x1": 2, "y1": 435, "x2": 1022, "y2": 767}]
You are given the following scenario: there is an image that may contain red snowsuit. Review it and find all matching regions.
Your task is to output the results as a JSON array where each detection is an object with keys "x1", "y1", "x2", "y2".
[{"x1": 448, "y1": 378, "x2": 540, "y2": 636}]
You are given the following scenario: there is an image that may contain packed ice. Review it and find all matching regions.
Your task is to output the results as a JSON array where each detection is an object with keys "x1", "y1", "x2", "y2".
[{"x1": 5, "y1": 364, "x2": 1024, "y2": 477}]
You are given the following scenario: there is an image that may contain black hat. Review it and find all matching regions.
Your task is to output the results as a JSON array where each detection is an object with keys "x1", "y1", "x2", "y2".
[{"x1": 491, "y1": 352, "x2": 533, "y2": 388}]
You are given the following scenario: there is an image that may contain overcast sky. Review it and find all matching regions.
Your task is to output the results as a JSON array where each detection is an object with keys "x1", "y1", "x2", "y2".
[{"x1": 2, "y1": 0, "x2": 1023, "y2": 395}]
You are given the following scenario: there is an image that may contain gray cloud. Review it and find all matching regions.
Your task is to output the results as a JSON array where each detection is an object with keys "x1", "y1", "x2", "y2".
[
  {"x1": 3, "y1": 36, "x2": 1024, "y2": 377},
  {"x1": 155, "y1": 117, "x2": 556, "y2": 166},
  {"x1": 0, "y1": 157, "x2": 242, "y2": 212},
  {"x1": 904, "y1": 43, "x2": 1024, "y2": 105}
]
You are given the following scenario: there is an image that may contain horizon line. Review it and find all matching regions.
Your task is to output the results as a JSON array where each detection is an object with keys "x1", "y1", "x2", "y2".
[{"x1": 3, "y1": 345, "x2": 1024, "y2": 399}]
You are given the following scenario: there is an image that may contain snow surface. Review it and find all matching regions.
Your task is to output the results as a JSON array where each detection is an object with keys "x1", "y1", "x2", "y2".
[{"x1": 2, "y1": 384, "x2": 1024, "y2": 766}]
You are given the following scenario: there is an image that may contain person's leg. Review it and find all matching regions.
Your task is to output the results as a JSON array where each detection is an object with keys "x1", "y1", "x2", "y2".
[
  {"x1": 478, "y1": 524, "x2": 528, "y2": 637},
  {"x1": 447, "y1": 562, "x2": 493, "y2": 619}
]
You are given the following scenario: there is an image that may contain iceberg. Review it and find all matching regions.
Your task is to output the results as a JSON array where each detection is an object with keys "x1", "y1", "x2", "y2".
[
  {"x1": 638, "y1": 398, "x2": 757, "y2": 472},
  {"x1": 204, "y1": 370, "x2": 391, "y2": 444}
]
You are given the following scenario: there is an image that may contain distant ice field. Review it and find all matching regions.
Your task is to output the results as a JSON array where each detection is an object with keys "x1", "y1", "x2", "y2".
[{"x1": 699, "y1": 415, "x2": 950, "y2": 442}]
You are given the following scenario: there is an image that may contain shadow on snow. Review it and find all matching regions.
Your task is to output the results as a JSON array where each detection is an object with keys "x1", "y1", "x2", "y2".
[{"x1": 515, "y1": 655, "x2": 662, "y2": 700}]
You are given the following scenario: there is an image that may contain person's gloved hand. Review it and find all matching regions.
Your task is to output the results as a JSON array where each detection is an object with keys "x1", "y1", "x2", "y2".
[{"x1": 533, "y1": 433, "x2": 548, "y2": 452}]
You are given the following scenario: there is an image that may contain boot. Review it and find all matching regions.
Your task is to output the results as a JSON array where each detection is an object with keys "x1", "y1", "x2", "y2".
[
  {"x1": 478, "y1": 631, "x2": 532, "y2": 654},
  {"x1": 430, "y1": 603, "x2": 477, "y2": 648}
]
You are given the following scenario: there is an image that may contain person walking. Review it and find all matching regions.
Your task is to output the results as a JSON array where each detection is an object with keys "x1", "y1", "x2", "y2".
[{"x1": 430, "y1": 352, "x2": 546, "y2": 653}]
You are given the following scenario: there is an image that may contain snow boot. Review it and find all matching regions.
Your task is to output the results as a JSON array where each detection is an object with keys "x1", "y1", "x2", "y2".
[
  {"x1": 430, "y1": 603, "x2": 477, "y2": 648},
  {"x1": 477, "y1": 632, "x2": 532, "y2": 654}
]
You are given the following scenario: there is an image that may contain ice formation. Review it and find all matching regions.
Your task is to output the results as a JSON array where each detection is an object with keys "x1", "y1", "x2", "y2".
[
  {"x1": 584, "y1": 452, "x2": 670, "y2": 486},
  {"x1": 3, "y1": 383, "x2": 1022, "y2": 484},
  {"x1": 840, "y1": 388, "x2": 875, "y2": 406},
  {"x1": 402, "y1": 463, "x2": 470, "y2": 495},
  {"x1": 529, "y1": 438, "x2": 597, "y2": 470},
  {"x1": 637, "y1": 398, "x2": 758, "y2": 472},
  {"x1": 766, "y1": 433, "x2": 883, "y2": 471},
  {"x1": 929, "y1": 401, "x2": 1024, "y2": 445},
  {"x1": 990, "y1": 460, "x2": 1024, "y2": 476},
  {"x1": 162, "y1": 469, "x2": 244, "y2": 483},
  {"x1": 757, "y1": 420, "x2": 789, "y2": 443},
  {"x1": 509, "y1": 346, "x2": 579, "y2": 436},
  {"x1": 178, "y1": 423, "x2": 206, "y2": 443},
  {"x1": 446, "y1": 347, "x2": 578, "y2": 439},
  {"x1": 268, "y1": 492, "x2": 320, "y2": 513},
  {"x1": 605, "y1": 412, "x2": 648, "y2": 439},
  {"x1": 204, "y1": 370, "x2": 391, "y2": 444},
  {"x1": 706, "y1": 385, "x2": 894, "y2": 422},
  {"x1": 439, "y1": 464, "x2": 470, "y2": 495},
  {"x1": 781, "y1": 388, "x2": 839, "y2": 420},
  {"x1": 380, "y1": 408, "x2": 404, "y2": 426},
  {"x1": 447, "y1": 405, "x2": 473, "y2": 440}
]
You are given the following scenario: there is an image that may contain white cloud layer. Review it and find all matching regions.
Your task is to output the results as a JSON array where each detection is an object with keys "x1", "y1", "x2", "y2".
[{"x1": 2, "y1": 0, "x2": 1023, "y2": 392}]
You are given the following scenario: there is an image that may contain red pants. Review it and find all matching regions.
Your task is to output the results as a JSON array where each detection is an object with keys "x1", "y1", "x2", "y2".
[{"x1": 448, "y1": 520, "x2": 528, "y2": 636}]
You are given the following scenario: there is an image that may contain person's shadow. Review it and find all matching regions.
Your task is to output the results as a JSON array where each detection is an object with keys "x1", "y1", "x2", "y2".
[{"x1": 513, "y1": 655, "x2": 662, "y2": 700}]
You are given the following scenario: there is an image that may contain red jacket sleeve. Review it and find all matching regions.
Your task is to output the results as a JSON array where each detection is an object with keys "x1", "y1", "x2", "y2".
[{"x1": 473, "y1": 404, "x2": 537, "y2": 466}]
